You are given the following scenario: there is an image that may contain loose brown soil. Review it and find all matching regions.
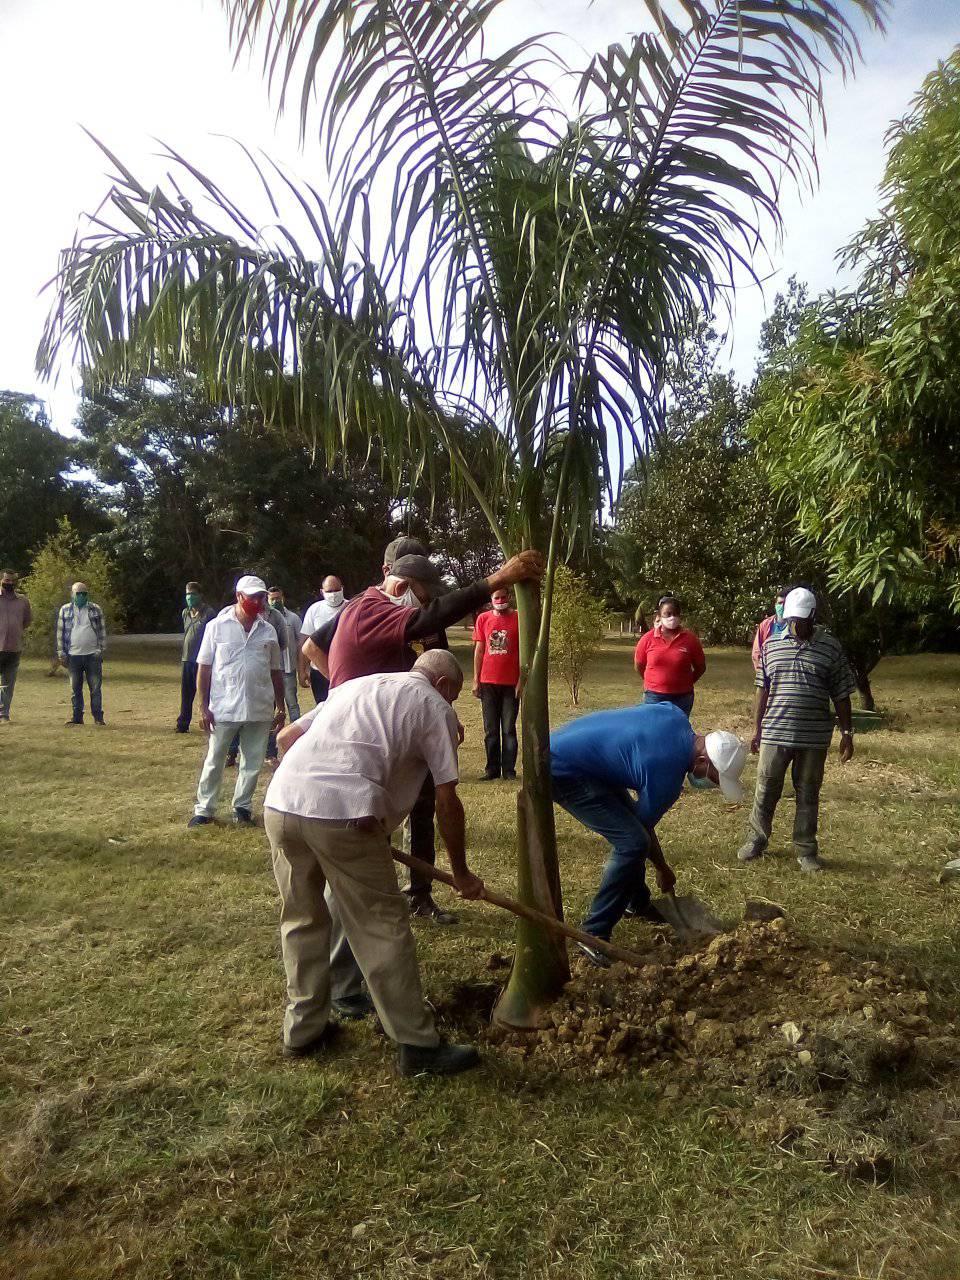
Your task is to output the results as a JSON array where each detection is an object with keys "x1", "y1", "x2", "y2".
[
  {"x1": 448, "y1": 916, "x2": 960, "y2": 1183},
  {"x1": 486, "y1": 917, "x2": 957, "y2": 1087}
]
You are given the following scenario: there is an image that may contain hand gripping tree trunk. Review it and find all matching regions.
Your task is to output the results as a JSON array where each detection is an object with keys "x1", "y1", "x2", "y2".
[{"x1": 493, "y1": 576, "x2": 571, "y2": 1027}]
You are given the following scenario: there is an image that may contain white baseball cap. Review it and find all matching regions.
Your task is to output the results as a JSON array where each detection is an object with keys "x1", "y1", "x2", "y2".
[
  {"x1": 236, "y1": 574, "x2": 268, "y2": 595},
  {"x1": 705, "y1": 731, "x2": 748, "y2": 803},
  {"x1": 783, "y1": 587, "x2": 816, "y2": 619}
]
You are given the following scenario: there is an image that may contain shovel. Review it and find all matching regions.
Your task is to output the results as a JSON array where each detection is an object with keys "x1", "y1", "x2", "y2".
[
  {"x1": 652, "y1": 892, "x2": 725, "y2": 944},
  {"x1": 392, "y1": 848, "x2": 653, "y2": 969}
]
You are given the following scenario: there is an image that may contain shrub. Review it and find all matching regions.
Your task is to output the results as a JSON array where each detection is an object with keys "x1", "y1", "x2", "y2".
[
  {"x1": 20, "y1": 518, "x2": 123, "y2": 657},
  {"x1": 550, "y1": 563, "x2": 607, "y2": 705}
]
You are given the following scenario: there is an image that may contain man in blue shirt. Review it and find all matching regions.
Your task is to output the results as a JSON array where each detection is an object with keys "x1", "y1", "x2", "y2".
[{"x1": 550, "y1": 702, "x2": 747, "y2": 966}]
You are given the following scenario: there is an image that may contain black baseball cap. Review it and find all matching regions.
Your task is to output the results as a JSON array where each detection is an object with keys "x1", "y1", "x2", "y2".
[
  {"x1": 390, "y1": 554, "x2": 449, "y2": 599},
  {"x1": 383, "y1": 536, "x2": 428, "y2": 567}
]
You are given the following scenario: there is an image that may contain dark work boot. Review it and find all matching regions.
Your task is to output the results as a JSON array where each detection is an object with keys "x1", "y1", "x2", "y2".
[{"x1": 396, "y1": 1041, "x2": 481, "y2": 1077}]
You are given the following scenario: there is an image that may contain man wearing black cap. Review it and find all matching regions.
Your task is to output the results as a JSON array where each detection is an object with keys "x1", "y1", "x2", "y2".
[{"x1": 299, "y1": 536, "x2": 542, "y2": 1013}]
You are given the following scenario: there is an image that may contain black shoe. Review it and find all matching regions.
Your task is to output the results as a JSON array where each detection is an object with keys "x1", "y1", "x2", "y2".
[
  {"x1": 225, "y1": 754, "x2": 238, "y2": 768},
  {"x1": 188, "y1": 815, "x2": 214, "y2": 828},
  {"x1": 94, "y1": 718, "x2": 106, "y2": 726},
  {"x1": 233, "y1": 808, "x2": 254, "y2": 826},
  {"x1": 480, "y1": 772, "x2": 500, "y2": 782},
  {"x1": 624, "y1": 901, "x2": 665, "y2": 924},
  {"x1": 575, "y1": 940, "x2": 612, "y2": 969},
  {"x1": 396, "y1": 1041, "x2": 481, "y2": 1077},
  {"x1": 409, "y1": 897, "x2": 459, "y2": 925},
  {"x1": 503, "y1": 770, "x2": 517, "y2": 780},
  {"x1": 174, "y1": 725, "x2": 189, "y2": 734},
  {"x1": 332, "y1": 993, "x2": 375, "y2": 1021},
  {"x1": 282, "y1": 1023, "x2": 341, "y2": 1059},
  {"x1": 65, "y1": 718, "x2": 83, "y2": 726}
]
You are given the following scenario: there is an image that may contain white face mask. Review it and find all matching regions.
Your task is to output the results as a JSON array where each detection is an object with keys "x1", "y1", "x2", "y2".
[
  {"x1": 323, "y1": 590, "x2": 344, "y2": 607},
  {"x1": 383, "y1": 579, "x2": 419, "y2": 609},
  {"x1": 492, "y1": 601, "x2": 510, "y2": 613},
  {"x1": 660, "y1": 614, "x2": 681, "y2": 631}
]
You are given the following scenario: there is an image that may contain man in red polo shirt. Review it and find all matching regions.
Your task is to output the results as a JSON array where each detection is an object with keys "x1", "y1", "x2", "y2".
[
  {"x1": 633, "y1": 594, "x2": 706, "y2": 717},
  {"x1": 472, "y1": 588, "x2": 521, "y2": 780}
]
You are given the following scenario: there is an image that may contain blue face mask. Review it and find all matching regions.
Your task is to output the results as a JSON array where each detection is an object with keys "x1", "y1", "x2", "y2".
[{"x1": 687, "y1": 771, "x2": 718, "y2": 791}]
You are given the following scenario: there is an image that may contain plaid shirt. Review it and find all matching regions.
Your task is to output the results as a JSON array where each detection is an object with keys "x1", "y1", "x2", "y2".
[{"x1": 57, "y1": 601, "x2": 107, "y2": 657}]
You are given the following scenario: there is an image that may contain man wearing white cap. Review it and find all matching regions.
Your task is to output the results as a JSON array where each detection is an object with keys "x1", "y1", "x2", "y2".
[
  {"x1": 549, "y1": 702, "x2": 747, "y2": 965},
  {"x1": 738, "y1": 585, "x2": 856, "y2": 872},
  {"x1": 188, "y1": 575, "x2": 286, "y2": 828}
]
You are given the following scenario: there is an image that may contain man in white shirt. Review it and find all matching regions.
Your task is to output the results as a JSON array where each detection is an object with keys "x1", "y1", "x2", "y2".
[
  {"x1": 57, "y1": 581, "x2": 107, "y2": 726},
  {"x1": 188, "y1": 575, "x2": 286, "y2": 829},
  {"x1": 264, "y1": 650, "x2": 484, "y2": 1075},
  {"x1": 299, "y1": 574, "x2": 347, "y2": 704}
]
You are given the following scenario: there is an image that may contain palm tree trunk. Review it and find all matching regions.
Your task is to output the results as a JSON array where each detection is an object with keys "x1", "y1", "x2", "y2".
[{"x1": 492, "y1": 577, "x2": 570, "y2": 1027}]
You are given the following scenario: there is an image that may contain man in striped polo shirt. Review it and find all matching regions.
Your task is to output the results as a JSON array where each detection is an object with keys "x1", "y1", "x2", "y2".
[{"x1": 737, "y1": 586, "x2": 856, "y2": 873}]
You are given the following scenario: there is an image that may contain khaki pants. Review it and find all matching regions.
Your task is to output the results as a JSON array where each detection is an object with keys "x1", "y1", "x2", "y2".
[
  {"x1": 747, "y1": 743, "x2": 829, "y2": 858},
  {"x1": 264, "y1": 808, "x2": 440, "y2": 1050}
]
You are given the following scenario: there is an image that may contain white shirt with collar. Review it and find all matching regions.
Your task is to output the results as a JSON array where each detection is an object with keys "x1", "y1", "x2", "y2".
[
  {"x1": 196, "y1": 606, "x2": 282, "y2": 723},
  {"x1": 265, "y1": 669, "x2": 459, "y2": 829}
]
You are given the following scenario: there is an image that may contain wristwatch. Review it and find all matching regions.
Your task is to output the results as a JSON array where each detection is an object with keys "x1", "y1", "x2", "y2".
[{"x1": 840, "y1": 729, "x2": 853, "y2": 738}]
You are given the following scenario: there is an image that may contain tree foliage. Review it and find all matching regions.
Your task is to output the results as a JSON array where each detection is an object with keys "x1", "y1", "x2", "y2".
[
  {"x1": 612, "y1": 323, "x2": 792, "y2": 643},
  {"x1": 0, "y1": 391, "x2": 100, "y2": 575},
  {"x1": 550, "y1": 564, "x2": 608, "y2": 706},
  {"x1": 19, "y1": 517, "x2": 123, "y2": 657},
  {"x1": 750, "y1": 50, "x2": 960, "y2": 607}
]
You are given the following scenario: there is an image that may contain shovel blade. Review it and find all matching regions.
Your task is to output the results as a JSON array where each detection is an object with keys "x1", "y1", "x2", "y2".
[{"x1": 653, "y1": 893, "x2": 725, "y2": 942}]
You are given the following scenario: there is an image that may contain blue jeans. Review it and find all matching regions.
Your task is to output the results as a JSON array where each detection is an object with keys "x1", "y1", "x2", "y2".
[
  {"x1": 552, "y1": 773, "x2": 651, "y2": 940},
  {"x1": 69, "y1": 654, "x2": 103, "y2": 722},
  {"x1": 643, "y1": 689, "x2": 694, "y2": 717}
]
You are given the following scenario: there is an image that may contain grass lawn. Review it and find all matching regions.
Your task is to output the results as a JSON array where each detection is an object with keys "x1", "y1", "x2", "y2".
[{"x1": 3, "y1": 636, "x2": 960, "y2": 1279}]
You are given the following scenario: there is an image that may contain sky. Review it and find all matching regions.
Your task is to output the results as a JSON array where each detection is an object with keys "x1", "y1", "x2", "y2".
[{"x1": 1, "y1": 0, "x2": 958, "y2": 435}]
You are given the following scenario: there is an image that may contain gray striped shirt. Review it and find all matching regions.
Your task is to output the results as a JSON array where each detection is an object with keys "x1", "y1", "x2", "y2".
[{"x1": 756, "y1": 626, "x2": 856, "y2": 748}]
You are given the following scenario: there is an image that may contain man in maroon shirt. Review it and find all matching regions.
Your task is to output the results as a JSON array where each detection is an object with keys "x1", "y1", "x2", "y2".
[{"x1": 300, "y1": 540, "x2": 542, "y2": 1017}]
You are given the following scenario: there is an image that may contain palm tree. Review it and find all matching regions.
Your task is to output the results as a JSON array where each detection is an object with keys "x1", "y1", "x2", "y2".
[{"x1": 38, "y1": 0, "x2": 885, "y2": 1024}]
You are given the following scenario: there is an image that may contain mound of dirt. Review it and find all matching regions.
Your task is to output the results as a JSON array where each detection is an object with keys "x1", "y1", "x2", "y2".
[{"x1": 485, "y1": 918, "x2": 960, "y2": 1094}]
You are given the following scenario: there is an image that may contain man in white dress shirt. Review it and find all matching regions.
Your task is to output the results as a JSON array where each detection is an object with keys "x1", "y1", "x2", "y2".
[
  {"x1": 188, "y1": 575, "x2": 286, "y2": 829},
  {"x1": 264, "y1": 650, "x2": 484, "y2": 1075},
  {"x1": 57, "y1": 581, "x2": 107, "y2": 726},
  {"x1": 299, "y1": 574, "x2": 347, "y2": 704}
]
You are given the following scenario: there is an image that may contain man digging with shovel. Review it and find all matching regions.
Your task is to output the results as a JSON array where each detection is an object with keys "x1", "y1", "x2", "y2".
[{"x1": 549, "y1": 702, "x2": 747, "y2": 967}]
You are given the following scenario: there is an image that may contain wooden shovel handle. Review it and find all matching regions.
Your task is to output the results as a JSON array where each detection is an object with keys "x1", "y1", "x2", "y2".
[{"x1": 391, "y1": 847, "x2": 650, "y2": 970}]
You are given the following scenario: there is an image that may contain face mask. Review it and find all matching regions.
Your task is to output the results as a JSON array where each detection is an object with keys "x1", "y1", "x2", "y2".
[
  {"x1": 1, "y1": 583, "x2": 13, "y2": 594},
  {"x1": 660, "y1": 614, "x2": 680, "y2": 631},
  {"x1": 492, "y1": 601, "x2": 510, "y2": 613},
  {"x1": 269, "y1": 600, "x2": 282, "y2": 611},
  {"x1": 687, "y1": 771, "x2": 718, "y2": 791},
  {"x1": 386, "y1": 585, "x2": 419, "y2": 608},
  {"x1": 774, "y1": 603, "x2": 785, "y2": 620},
  {"x1": 186, "y1": 593, "x2": 201, "y2": 610},
  {"x1": 323, "y1": 590, "x2": 345, "y2": 607},
  {"x1": 238, "y1": 595, "x2": 262, "y2": 620},
  {"x1": 73, "y1": 593, "x2": 88, "y2": 608}
]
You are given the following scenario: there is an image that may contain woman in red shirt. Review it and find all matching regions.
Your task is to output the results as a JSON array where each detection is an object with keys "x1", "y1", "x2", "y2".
[{"x1": 633, "y1": 595, "x2": 706, "y2": 717}]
